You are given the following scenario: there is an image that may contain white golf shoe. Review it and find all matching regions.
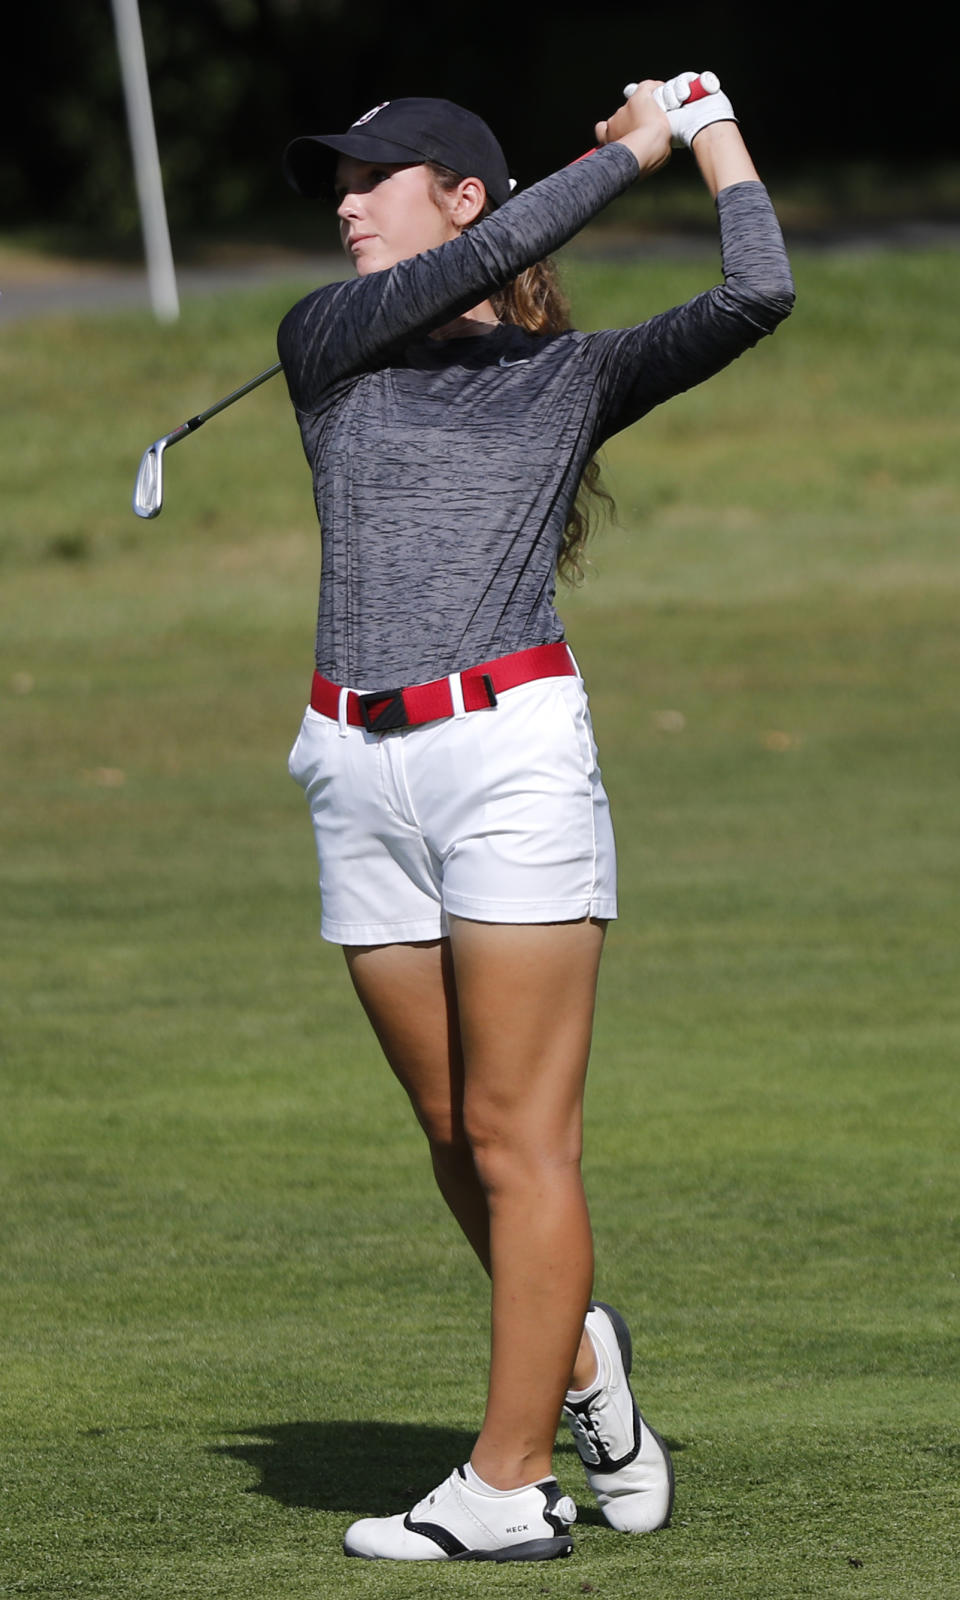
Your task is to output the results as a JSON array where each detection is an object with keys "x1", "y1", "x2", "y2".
[
  {"x1": 563, "y1": 1301, "x2": 674, "y2": 1532},
  {"x1": 343, "y1": 1465, "x2": 577, "y2": 1561}
]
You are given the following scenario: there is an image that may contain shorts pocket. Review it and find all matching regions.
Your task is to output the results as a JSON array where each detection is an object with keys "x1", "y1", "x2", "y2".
[
  {"x1": 288, "y1": 706, "x2": 332, "y2": 788},
  {"x1": 546, "y1": 679, "x2": 600, "y2": 781}
]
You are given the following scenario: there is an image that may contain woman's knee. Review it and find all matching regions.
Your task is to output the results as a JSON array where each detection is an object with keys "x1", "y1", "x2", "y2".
[{"x1": 464, "y1": 1106, "x2": 583, "y2": 1194}]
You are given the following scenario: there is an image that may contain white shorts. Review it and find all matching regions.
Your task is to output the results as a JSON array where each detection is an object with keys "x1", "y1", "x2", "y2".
[{"x1": 287, "y1": 670, "x2": 618, "y2": 945}]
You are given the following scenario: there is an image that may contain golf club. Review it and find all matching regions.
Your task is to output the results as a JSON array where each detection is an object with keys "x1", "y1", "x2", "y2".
[{"x1": 132, "y1": 361, "x2": 281, "y2": 518}]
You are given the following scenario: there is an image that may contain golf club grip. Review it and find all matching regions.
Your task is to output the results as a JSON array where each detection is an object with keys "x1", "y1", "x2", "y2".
[
  {"x1": 572, "y1": 73, "x2": 718, "y2": 164},
  {"x1": 628, "y1": 73, "x2": 718, "y2": 105},
  {"x1": 684, "y1": 75, "x2": 713, "y2": 103}
]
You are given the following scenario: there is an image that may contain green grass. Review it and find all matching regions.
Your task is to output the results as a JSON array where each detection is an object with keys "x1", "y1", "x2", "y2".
[{"x1": 2, "y1": 244, "x2": 959, "y2": 1598}]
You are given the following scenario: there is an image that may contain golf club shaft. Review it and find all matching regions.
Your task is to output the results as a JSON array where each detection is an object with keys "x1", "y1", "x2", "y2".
[{"x1": 177, "y1": 361, "x2": 282, "y2": 438}]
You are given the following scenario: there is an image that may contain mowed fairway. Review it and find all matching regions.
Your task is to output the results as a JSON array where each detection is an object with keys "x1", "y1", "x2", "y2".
[{"x1": 1, "y1": 243, "x2": 958, "y2": 1599}]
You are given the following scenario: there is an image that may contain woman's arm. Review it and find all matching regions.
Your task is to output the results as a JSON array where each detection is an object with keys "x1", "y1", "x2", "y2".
[
  {"x1": 583, "y1": 188, "x2": 795, "y2": 444},
  {"x1": 691, "y1": 120, "x2": 761, "y2": 196},
  {"x1": 581, "y1": 78, "x2": 793, "y2": 440}
]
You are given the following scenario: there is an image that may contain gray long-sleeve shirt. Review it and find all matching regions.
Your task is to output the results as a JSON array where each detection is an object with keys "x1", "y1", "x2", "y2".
[{"x1": 278, "y1": 142, "x2": 795, "y2": 686}]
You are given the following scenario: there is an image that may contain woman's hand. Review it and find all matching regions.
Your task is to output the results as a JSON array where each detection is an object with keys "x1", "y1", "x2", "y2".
[{"x1": 595, "y1": 81, "x2": 672, "y2": 177}]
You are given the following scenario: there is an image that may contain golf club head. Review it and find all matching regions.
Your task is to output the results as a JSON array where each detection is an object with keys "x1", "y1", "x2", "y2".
[{"x1": 132, "y1": 437, "x2": 166, "y2": 519}]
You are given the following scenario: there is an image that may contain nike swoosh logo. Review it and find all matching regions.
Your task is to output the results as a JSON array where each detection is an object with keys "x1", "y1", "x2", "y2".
[{"x1": 498, "y1": 355, "x2": 530, "y2": 367}]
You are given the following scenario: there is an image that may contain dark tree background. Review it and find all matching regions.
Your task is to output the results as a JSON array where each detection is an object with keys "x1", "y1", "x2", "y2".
[{"x1": 4, "y1": 0, "x2": 955, "y2": 243}]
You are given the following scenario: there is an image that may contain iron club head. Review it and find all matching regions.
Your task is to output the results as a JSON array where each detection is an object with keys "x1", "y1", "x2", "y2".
[
  {"x1": 132, "y1": 436, "x2": 167, "y2": 518},
  {"x1": 129, "y1": 363, "x2": 281, "y2": 520},
  {"x1": 132, "y1": 422, "x2": 191, "y2": 519}
]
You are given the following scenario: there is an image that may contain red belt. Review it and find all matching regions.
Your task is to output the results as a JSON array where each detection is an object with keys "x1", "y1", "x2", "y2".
[{"x1": 310, "y1": 641, "x2": 576, "y2": 733}]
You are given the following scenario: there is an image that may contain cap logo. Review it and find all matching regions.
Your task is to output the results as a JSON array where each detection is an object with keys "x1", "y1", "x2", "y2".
[{"x1": 351, "y1": 102, "x2": 390, "y2": 128}]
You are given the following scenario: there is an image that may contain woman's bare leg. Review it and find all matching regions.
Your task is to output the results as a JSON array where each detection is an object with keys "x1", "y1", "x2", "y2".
[
  {"x1": 345, "y1": 938, "x2": 492, "y2": 1267},
  {"x1": 344, "y1": 929, "x2": 602, "y2": 1448},
  {"x1": 447, "y1": 915, "x2": 605, "y2": 1488}
]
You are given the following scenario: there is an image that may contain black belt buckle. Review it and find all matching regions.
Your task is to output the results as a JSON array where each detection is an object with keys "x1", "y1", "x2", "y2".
[{"x1": 358, "y1": 687, "x2": 409, "y2": 732}]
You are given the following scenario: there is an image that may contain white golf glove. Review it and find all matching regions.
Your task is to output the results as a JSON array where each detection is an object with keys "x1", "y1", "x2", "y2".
[
  {"x1": 624, "y1": 72, "x2": 737, "y2": 149},
  {"x1": 656, "y1": 71, "x2": 737, "y2": 149}
]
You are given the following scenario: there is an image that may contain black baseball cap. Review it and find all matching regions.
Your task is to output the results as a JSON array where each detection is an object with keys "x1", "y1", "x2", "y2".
[{"x1": 283, "y1": 97, "x2": 513, "y2": 208}]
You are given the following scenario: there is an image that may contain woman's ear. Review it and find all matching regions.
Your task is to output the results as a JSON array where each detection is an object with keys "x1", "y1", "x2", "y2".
[{"x1": 449, "y1": 176, "x2": 488, "y2": 228}]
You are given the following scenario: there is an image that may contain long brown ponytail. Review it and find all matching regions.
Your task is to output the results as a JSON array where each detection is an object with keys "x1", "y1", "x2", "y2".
[{"x1": 427, "y1": 164, "x2": 614, "y2": 585}]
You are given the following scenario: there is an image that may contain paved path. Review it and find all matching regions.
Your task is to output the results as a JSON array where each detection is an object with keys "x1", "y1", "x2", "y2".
[
  {"x1": 2, "y1": 222, "x2": 957, "y2": 324},
  {"x1": 0, "y1": 255, "x2": 344, "y2": 325}
]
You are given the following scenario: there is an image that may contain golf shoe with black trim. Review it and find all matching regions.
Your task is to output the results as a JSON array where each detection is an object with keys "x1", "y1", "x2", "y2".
[
  {"x1": 562, "y1": 1301, "x2": 674, "y2": 1532},
  {"x1": 343, "y1": 1465, "x2": 577, "y2": 1561}
]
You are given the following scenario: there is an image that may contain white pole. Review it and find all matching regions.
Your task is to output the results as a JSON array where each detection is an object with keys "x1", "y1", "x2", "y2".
[{"x1": 110, "y1": 0, "x2": 179, "y2": 322}]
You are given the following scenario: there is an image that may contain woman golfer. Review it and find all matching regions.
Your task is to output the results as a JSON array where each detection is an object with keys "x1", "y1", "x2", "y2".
[{"x1": 279, "y1": 74, "x2": 794, "y2": 1562}]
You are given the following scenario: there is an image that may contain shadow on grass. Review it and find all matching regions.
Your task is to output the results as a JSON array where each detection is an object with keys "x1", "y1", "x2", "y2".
[
  {"x1": 210, "y1": 1421, "x2": 683, "y2": 1526},
  {"x1": 212, "y1": 1421, "x2": 477, "y2": 1515}
]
